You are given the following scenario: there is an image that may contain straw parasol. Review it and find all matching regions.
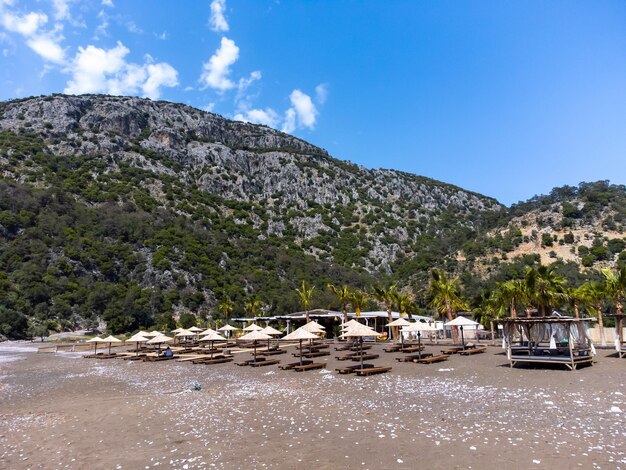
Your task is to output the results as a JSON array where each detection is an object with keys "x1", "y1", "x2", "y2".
[
  {"x1": 301, "y1": 321, "x2": 325, "y2": 334},
  {"x1": 86, "y1": 336, "x2": 103, "y2": 355},
  {"x1": 282, "y1": 328, "x2": 319, "y2": 366},
  {"x1": 199, "y1": 328, "x2": 217, "y2": 336},
  {"x1": 341, "y1": 319, "x2": 362, "y2": 328},
  {"x1": 445, "y1": 316, "x2": 479, "y2": 349},
  {"x1": 261, "y1": 326, "x2": 283, "y2": 351},
  {"x1": 402, "y1": 322, "x2": 438, "y2": 359},
  {"x1": 101, "y1": 335, "x2": 121, "y2": 355},
  {"x1": 146, "y1": 333, "x2": 174, "y2": 355},
  {"x1": 386, "y1": 318, "x2": 412, "y2": 347},
  {"x1": 243, "y1": 323, "x2": 264, "y2": 332},
  {"x1": 171, "y1": 328, "x2": 185, "y2": 334},
  {"x1": 239, "y1": 330, "x2": 272, "y2": 363},
  {"x1": 127, "y1": 332, "x2": 149, "y2": 356},
  {"x1": 341, "y1": 324, "x2": 381, "y2": 370},
  {"x1": 199, "y1": 331, "x2": 227, "y2": 359},
  {"x1": 188, "y1": 326, "x2": 203, "y2": 333},
  {"x1": 218, "y1": 324, "x2": 238, "y2": 339}
]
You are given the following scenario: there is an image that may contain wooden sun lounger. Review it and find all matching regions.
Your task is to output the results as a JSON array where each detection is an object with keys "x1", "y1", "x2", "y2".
[
  {"x1": 293, "y1": 362, "x2": 325, "y2": 372},
  {"x1": 354, "y1": 366, "x2": 392, "y2": 376},
  {"x1": 414, "y1": 354, "x2": 449, "y2": 364},
  {"x1": 335, "y1": 364, "x2": 374, "y2": 374},
  {"x1": 441, "y1": 346, "x2": 465, "y2": 355},
  {"x1": 334, "y1": 344, "x2": 354, "y2": 351},
  {"x1": 336, "y1": 353, "x2": 358, "y2": 361},
  {"x1": 250, "y1": 359, "x2": 280, "y2": 367},
  {"x1": 143, "y1": 355, "x2": 175, "y2": 362},
  {"x1": 350, "y1": 354, "x2": 379, "y2": 361},
  {"x1": 399, "y1": 346, "x2": 424, "y2": 353},
  {"x1": 123, "y1": 354, "x2": 147, "y2": 361},
  {"x1": 195, "y1": 357, "x2": 233, "y2": 365},
  {"x1": 295, "y1": 351, "x2": 330, "y2": 358},
  {"x1": 383, "y1": 345, "x2": 402, "y2": 353},
  {"x1": 236, "y1": 357, "x2": 266, "y2": 366},
  {"x1": 258, "y1": 349, "x2": 286, "y2": 356},
  {"x1": 396, "y1": 353, "x2": 432, "y2": 362},
  {"x1": 459, "y1": 347, "x2": 486, "y2": 355},
  {"x1": 279, "y1": 360, "x2": 313, "y2": 370}
]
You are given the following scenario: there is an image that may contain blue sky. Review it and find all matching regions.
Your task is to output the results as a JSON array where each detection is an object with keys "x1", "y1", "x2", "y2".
[{"x1": 1, "y1": 1, "x2": 626, "y2": 205}]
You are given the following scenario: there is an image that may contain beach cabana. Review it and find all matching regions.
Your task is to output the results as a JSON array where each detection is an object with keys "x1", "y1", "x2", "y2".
[{"x1": 501, "y1": 317, "x2": 596, "y2": 370}]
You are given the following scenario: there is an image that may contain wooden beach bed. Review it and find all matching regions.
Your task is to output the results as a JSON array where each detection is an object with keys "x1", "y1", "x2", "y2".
[
  {"x1": 414, "y1": 354, "x2": 449, "y2": 364},
  {"x1": 354, "y1": 366, "x2": 392, "y2": 376}
]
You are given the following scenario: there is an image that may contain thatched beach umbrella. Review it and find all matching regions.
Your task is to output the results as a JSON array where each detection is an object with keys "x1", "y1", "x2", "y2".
[
  {"x1": 282, "y1": 328, "x2": 319, "y2": 366},
  {"x1": 86, "y1": 336, "x2": 103, "y2": 355},
  {"x1": 445, "y1": 317, "x2": 479, "y2": 349},
  {"x1": 243, "y1": 323, "x2": 264, "y2": 332},
  {"x1": 261, "y1": 326, "x2": 283, "y2": 350},
  {"x1": 341, "y1": 319, "x2": 362, "y2": 328},
  {"x1": 199, "y1": 331, "x2": 227, "y2": 359},
  {"x1": 238, "y1": 330, "x2": 272, "y2": 363},
  {"x1": 101, "y1": 335, "x2": 121, "y2": 355},
  {"x1": 188, "y1": 326, "x2": 203, "y2": 333},
  {"x1": 402, "y1": 322, "x2": 438, "y2": 359},
  {"x1": 386, "y1": 318, "x2": 411, "y2": 348},
  {"x1": 218, "y1": 324, "x2": 238, "y2": 339},
  {"x1": 341, "y1": 324, "x2": 381, "y2": 370},
  {"x1": 171, "y1": 328, "x2": 185, "y2": 334},
  {"x1": 175, "y1": 329, "x2": 194, "y2": 345},
  {"x1": 199, "y1": 328, "x2": 217, "y2": 336},
  {"x1": 127, "y1": 333, "x2": 149, "y2": 356},
  {"x1": 146, "y1": 333, "x2": 174, "y2": 355}
]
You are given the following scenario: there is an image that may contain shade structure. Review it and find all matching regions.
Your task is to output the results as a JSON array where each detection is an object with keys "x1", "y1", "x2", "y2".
[
  {"x1": 341, "y1": 325, "x2": 381, "y2": 370},
  {"x1": 402, "y1": 322, "x2": 438, "y2": 359},
  {"x1": 218, "y1": 324, "x2": 238, "y2": 331},
  {"x1": 199, "y1": 328, "x2": 217, "y2": 336},
  {"x1": 261, "y1": 326, "x2": 282, "y2": 336},
  {"x1": 175, "y1": 329, "x2": 194, "y2": 337},
  {"x1": 282, "y1": 328, "x2": 319, "y2": 365},
  {"x1": 146, "y1": 333, "x2": 174, "y2": 355},
  {"x1": 188, "y1": 326, "x2": 204, "y2": 333},
  {"x1": 341, "y1": 319, "x2": 363, "y2": 328},
  {"x1": 127, "y1": 333, "x2": 149, "y2": 356},
  {"x1": 300, "y1": 321, "x2": 325, "y2": 334},
  {"x1": 199, "y1": 331, "x2": 227, "y2": 359},
  {"x1": 101, "y1": 335, "x2": 121, "y2": 355},
  {"x1": 87, "y1": 336, "x2": 103, "y2": 355},
  {"x1": 171, "y1": 328, "x2": 185, "y2": 334},
  {"x1": 239, "y1": 330, "x2": 272, "y2": 362},
  {"x1": 445, "y1": 317, "x2": 479, "y2": 348},
  {"x1": 243, "y1": 323, "x2": 264, "y2": 332},
  {"x1": 386, "y1": 317, "x2": 411, "y2": 346},
  {"x1": 140, "y1": 331, "x2": 161, "y2": 337}
]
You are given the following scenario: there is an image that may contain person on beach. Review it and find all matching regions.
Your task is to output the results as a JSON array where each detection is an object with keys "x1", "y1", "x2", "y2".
[{"x1": 163, "y1": 346, "x2": 173, "y2": 358}]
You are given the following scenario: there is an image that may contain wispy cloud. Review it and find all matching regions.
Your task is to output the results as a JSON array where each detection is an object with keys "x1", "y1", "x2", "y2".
[{"x1": 209, "y1": 0, "x2": 229, "y2": 32}]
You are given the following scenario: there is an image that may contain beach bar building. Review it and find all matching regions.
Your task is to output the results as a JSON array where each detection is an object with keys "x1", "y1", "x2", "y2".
[{"x1": 501, "y1": 316, "x2": 596, "y2": 371}]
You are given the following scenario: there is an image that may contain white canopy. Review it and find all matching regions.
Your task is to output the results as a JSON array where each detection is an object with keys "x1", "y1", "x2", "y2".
[{"x1": 446, "y1": 317, "x2": 479, "y2": 327}]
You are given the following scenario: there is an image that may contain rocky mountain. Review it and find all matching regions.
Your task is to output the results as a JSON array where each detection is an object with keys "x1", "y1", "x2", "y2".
[{"x1": 3, "y1": 94, "x2": 622, "y2": 336}]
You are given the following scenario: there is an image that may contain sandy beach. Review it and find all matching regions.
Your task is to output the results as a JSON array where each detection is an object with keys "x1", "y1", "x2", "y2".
[{"x1": 1, "y1": 342, "x2": 624, "y2": 470}]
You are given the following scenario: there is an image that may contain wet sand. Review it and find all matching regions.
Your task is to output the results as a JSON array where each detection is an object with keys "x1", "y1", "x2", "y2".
[{"x1": 0, "y1": 342, "x2": 624, "y2": 469}]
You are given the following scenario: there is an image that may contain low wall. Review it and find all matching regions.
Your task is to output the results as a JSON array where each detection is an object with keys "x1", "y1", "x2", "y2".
[{"x1": 588, "y1": 327, "x2": 625, "y2": 345}]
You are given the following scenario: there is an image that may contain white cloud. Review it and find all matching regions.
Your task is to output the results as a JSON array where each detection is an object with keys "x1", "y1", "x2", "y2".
[
  {"x1": 1, "y1": 11, "x2": 48, "y2": 36},
  {"x1": 101, "y1": 0, "x2": 114, "y2": 7},
  {"x1": 200, "y1": 36, "x2": 238, "y2": 91},
  {"x1": 26, "y1": 34, "x2": 64, "y2": 63},
  {"x1": 288, "y1": 89, "x2": 317, "y2": 129},
  {"x1": 281, "y1": 108, "x2": 296, "y2": 134},
  {"x1": 51, "y1": 0, "x2": 69, "y2": 21},
  {"x1": 315, "y1": 83, "x2": 328, "y2": 104},
  {"x1": 234, "y1": 107, "x2": 279, "y2": 128},
  {"x1": 203, "y1": 103, "x2": 215, "y2": 112},
  {"x1": 209, "y1": 0, "x2": 228, "y2": 32},
  {"x1": 64, "y1": 41, "x2": 178, "y2": 99}
]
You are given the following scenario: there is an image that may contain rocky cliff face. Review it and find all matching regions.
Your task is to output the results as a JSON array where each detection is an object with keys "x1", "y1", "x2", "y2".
[{"x1": 0, "y1": 94, "x2": 502, "y2": 274}]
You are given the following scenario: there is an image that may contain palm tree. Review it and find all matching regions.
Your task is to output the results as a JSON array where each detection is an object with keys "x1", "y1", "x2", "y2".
[
  {"x1": 349, "y1": 289, "x2": 368, "y2": 317},
  {"x1": 580, "y1": 281, "x2": 607, "y2": 346},
  {"x1": 426, "y1": 269, "x2": 468, "y2": 343},
  {"x1": 371, "y1": 283, "x2": 398, "y2": 338},
  {"x1": 494, "y1": 279, "x2": 525, "y2": 318},
  {"x1": 602, "y1": 266, "x2": 626, "y2": 316},
  {"x1": 473, "y1": 291, "x2": 504, "y2": 344},
  {"x1": 525, "y1": 264, "x2": 567, "y2": 316},
  {"x1": 296, "y1": 280, "x2": 315, "y2": 323},
  {"x1": 328, "y1": 283, "x2": 351, "y2": 324},
  {"x1": 217, "y1": 296, "x2": 235, "y2": 323},
  {"x1": 244, "y1": 296, "x2": 263, "y2": 318},
  {"x1": 565, "y1": 285, "x2": 587, "y2": 319},
  {"x1": 394, "y1": 292, "x2": 413, "y2": 320}
]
